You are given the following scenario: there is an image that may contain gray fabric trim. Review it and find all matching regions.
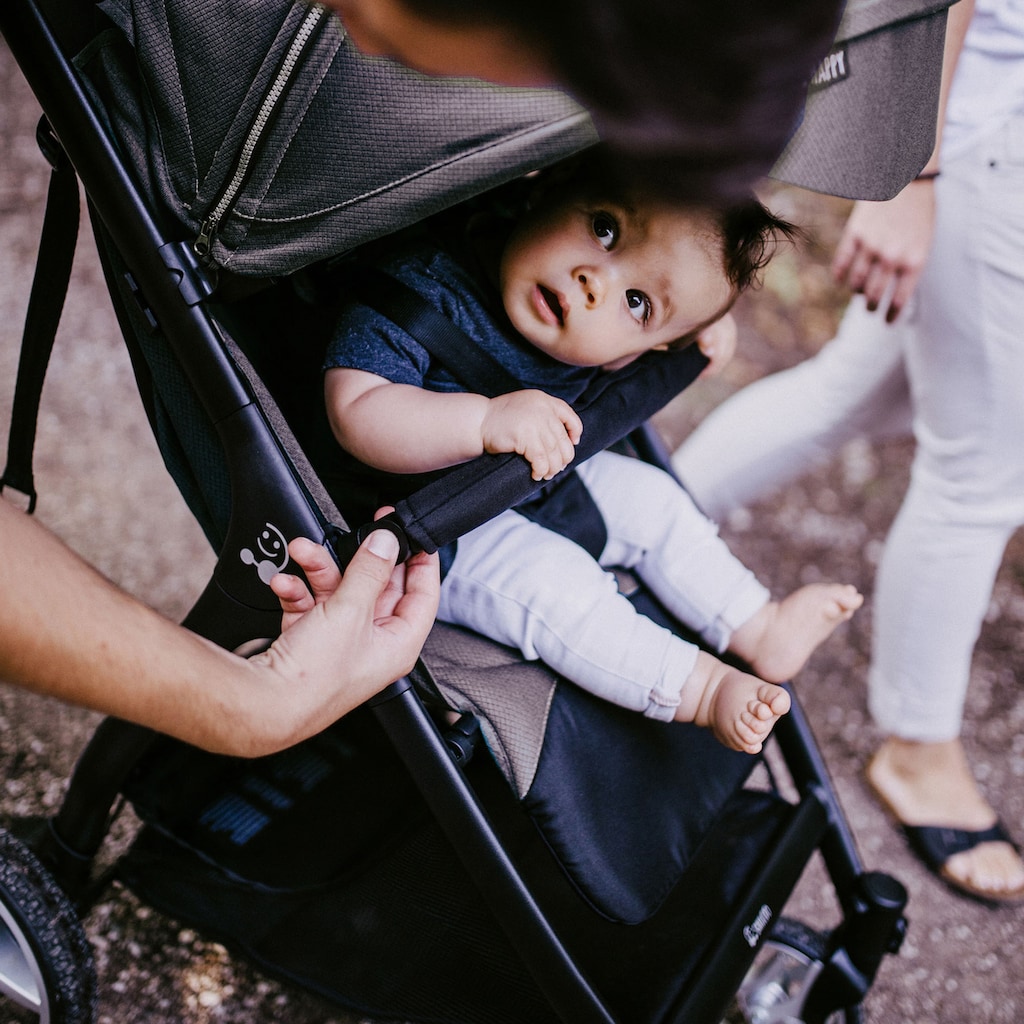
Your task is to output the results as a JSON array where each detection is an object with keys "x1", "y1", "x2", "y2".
[{"x1": 420, "y1": 623, "x2": 557, "y2": 799}]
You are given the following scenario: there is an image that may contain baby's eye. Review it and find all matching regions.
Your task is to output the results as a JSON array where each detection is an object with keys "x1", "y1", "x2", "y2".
[
  {"x1": 592, "y1": 211, "x2": 619, "y2": 250},
  {"x1": 626, "y1": 289, "x2": 652, "y2": 324}
]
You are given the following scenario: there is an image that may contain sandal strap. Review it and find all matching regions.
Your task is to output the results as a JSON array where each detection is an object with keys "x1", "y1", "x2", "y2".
[{"x1": 904, "y1": 821, "x2": 1016, "y2": 869}]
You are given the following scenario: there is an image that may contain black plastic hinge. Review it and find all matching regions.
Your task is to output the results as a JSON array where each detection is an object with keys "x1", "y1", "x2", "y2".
[{"x1": 159, "y1": 240, "x2": 217, "y2": 306}]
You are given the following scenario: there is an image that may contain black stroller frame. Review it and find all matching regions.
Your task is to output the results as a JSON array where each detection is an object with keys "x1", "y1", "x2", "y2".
[{"x1": 0, "y1": 1, "x2": 913, "y2": 1022}]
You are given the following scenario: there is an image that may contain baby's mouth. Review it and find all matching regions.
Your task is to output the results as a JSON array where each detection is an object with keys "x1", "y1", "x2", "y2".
[{"x1": 538, "y1": 285, "x2": 564, "y2": 326}]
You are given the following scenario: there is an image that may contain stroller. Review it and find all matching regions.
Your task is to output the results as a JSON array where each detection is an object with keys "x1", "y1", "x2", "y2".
[{"x1": 0, "y1": 0, "x2": 953, "y2": 1021}]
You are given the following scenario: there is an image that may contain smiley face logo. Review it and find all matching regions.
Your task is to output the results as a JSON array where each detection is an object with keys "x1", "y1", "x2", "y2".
[{"x1": 240, "y1": 522, "x2": 290, "y2": 585}]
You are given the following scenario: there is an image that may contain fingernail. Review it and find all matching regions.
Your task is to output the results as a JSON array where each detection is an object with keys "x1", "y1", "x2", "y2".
[{"x1": 366, "y1": 528, "x2": 399, "y2": 560}]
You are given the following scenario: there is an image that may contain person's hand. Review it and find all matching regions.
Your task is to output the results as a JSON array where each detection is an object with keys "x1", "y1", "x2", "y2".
[
  {"x1": 260, "y1": 522, "x2": 440, "y2": 740},
  {"x1": 695, "y1": 313, "x2": 738, "y2": 378},
  {"x1": 831, "y1": 180, "x2": 937, "y2": 323},
  {"x1": 481, "y1": 389, "x2": 582, "y2": 481}
]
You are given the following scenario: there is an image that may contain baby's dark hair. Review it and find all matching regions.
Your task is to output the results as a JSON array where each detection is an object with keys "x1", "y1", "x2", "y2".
[
  {"x1": 715, "y1": 198, "x2": 799, "y2": 295},
  {"x1": 656, "y1": 198, "x2": 799, "y2": 351}
]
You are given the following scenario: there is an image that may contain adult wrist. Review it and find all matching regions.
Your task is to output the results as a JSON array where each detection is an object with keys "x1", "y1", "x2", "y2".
[{"x1": 913, "y1": 170, "x2": 940, "y2": 181}]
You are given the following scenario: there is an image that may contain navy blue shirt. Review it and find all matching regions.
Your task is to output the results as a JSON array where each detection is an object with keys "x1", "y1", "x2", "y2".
[{"x1": 325, "y1": 241, "x2": 595, "y2": 401}]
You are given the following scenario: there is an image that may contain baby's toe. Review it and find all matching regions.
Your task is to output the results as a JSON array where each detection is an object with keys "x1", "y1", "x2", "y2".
[
  {"x1": 733, "y1": 719, "x2": 765, "y2": 755},
  {"x1": 757, "y1": 685, "x2": 791, "y2": 717},
  {"x1": 741, "y1": 708, "x2": 773, "y2": 736}
]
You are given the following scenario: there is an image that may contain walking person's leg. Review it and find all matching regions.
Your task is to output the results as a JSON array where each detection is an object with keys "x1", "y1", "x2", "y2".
[
  {"x1": 865, "y1": 128, "x2": 1024, "y2": 900},
  {"x1": 673, "y1": 296, "x2": 912, "y2": 520}
]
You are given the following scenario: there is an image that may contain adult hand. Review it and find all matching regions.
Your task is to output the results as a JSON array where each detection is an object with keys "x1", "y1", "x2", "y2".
[
  {"x1": 831, "y1": 180, "x2": 937, "y2": 323},
  {"x1": 259, "y1": 525, "x2": 440, "y2": 748},
  {"x1": 0, "y1": 499, "x2": 438, "y2": 757},
  {"x1": 272, "y1": 529, "x2": 438, "y2": 637}
]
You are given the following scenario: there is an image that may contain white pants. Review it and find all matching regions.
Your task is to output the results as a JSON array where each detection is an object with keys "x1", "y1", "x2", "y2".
[
  {"x1": 674, "y1": 111, "x2": 1024, "y2": 742},
  {"x1": 437, "y1": 450, "x2": 769, "y2": 721}
]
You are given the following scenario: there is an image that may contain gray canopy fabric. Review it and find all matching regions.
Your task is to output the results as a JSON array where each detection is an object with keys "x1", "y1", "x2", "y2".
[
  {"x1": 772, "y1": 0, "x2": 955, "y2": 199},
  {"x1": 80, "y1": 0, "x2": 953, "y2": 278},
  {"x1": 82, "y1": 0, "x2": 597, "y2": 275}
]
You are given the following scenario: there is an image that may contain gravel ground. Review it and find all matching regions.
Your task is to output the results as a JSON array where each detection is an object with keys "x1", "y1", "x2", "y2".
[{"x1": 3, "y1": 33, "x2": 1024, "y2": 1024}]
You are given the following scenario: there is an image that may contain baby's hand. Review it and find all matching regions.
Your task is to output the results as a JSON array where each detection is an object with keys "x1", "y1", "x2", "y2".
[
  {"x1": 696, "y1": 313, "x2": 738, "y2": 378},
  {"x1": 482, "y1": 390, "x2": 582, "y2": 481}
]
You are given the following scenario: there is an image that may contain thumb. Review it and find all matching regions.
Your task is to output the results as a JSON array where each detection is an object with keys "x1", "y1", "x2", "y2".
[
  {"x1": 334, "y1": 527, "x2": 401, "y2": 600},
  {"x1": 363, "y1": 526, "x2": 401, "y2": 561}
]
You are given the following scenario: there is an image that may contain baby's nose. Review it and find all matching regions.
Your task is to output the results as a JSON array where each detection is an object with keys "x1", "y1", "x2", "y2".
[{"x1": 577, "y1": 271, "x2": 604, "y2": 306}]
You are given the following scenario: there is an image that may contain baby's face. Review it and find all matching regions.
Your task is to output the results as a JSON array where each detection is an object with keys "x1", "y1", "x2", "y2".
[{"x1": 499, "y1": 195, "x2": 733, "y2": 371}]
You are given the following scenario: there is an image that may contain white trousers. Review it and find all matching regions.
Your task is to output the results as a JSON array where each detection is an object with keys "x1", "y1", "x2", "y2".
[
  {"x1": 437, "y1": 450, "x2": 769, "y2": 721},
  {"x1": 674, "y1": 111, "x2": 1024, "y2": 742}
]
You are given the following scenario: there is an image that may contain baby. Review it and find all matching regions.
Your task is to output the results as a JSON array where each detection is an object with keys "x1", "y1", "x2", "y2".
[{"x1": 324, "y1": 163, "x2": 861, "y2": 754}]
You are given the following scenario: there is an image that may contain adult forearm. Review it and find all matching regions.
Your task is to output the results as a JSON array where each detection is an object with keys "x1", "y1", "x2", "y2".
[
  {"x1": 1, "y1": 500, "x2": 276, "y2": 751},
  {"x1": 0, "y1": 502, "x2": 439, "y2": 756}
]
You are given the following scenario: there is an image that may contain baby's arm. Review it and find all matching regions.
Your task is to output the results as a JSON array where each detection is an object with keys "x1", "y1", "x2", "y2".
[
  {"x1": 326, "y1": 367, "x2": 582, "y2": 480},
  {"x1": 327, "y1": 367, "x2": 492, "y2": 473}
]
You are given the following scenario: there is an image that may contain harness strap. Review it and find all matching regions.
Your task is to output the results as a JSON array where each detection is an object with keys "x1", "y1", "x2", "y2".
[
  {"x1": 349, "y1": 265, "x2": 564, "y2": 399},
  {"x1": 1, "y1": 119, "x2": 80, "y2": 513}
]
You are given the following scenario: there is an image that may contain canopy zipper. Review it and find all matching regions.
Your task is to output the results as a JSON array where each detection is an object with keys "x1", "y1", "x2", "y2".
[{"x1": 194, "y1": 3, "x2": 329, "y2": 262}]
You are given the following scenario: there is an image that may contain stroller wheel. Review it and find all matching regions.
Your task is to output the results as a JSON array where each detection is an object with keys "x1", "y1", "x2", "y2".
[
  {"x1": 0, "y1": 829, "x2": 97, "y2": 1024},
  {"x1": 723, "y1": 917, "x2": 862, "y2": 1024}
]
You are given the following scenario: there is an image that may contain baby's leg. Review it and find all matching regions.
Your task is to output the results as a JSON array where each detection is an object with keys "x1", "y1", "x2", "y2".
[
  {"x1": 575, "y1": 454, "x2": 860, "y2": 685},
  {"x1": 729, "y1": 584, "x2": 863, "y2": 683},
  {"x1": 577, "y1": 452, "x2": 772, "y2": 653},
  {"x1": 675, "y1": 651, "x2": 791, "y2": 755},
  {"x1": 438, "y1": 509, "x2": 701, "y2": 720}
]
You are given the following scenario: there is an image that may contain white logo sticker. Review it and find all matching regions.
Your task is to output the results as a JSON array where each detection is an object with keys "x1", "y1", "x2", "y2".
[
  {"x1": 240, "y1": 522, "x2": 290, "y2": 585},
  {"x1": 743, "y1": 904, "x2": 774, "y2": 948}
]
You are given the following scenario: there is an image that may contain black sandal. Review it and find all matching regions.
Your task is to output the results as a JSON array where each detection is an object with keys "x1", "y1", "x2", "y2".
[{"x1": 866, "y1": 764, "x2": 1024, "y2": 903}]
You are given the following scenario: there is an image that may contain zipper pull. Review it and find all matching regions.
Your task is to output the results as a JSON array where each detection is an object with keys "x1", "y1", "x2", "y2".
[{"x1": 194, "y1": 218, "x2": 215, "y2": 261}]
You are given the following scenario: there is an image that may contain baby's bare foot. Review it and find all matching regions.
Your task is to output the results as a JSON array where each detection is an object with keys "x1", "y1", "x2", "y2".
[
  {"x1": 676, "y1": 652, "x2": 791, "y2": 755},
  {"x1": 731, "y1": 583, "x2": 862, "y2": 682}
]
